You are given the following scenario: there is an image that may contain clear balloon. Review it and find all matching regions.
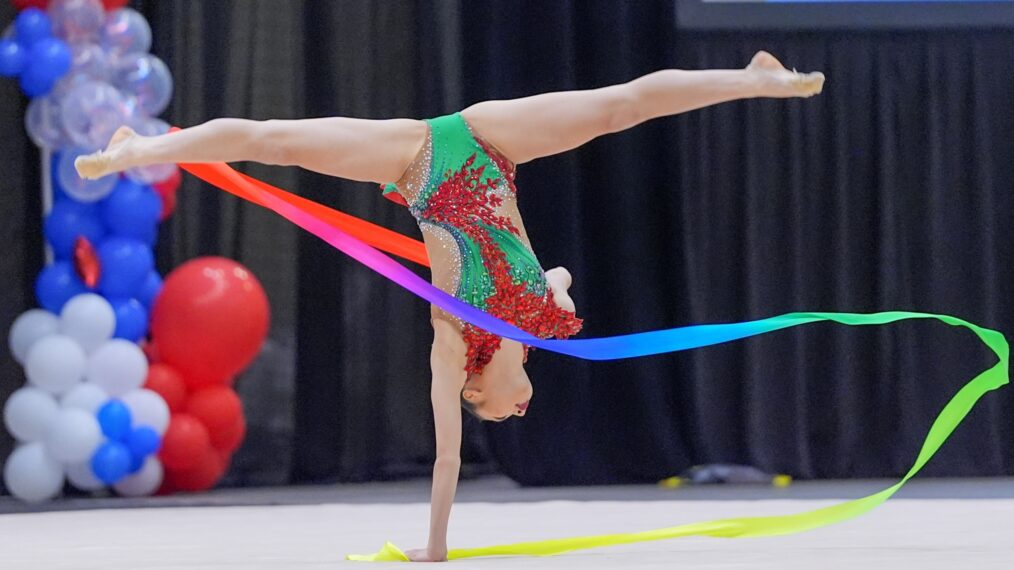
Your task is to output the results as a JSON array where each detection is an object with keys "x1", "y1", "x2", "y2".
[
  {"x1": 86, "y1": 339, "x2": 148, "y2": 397},
  {"x1": 48, "y1": 0, "x2": 105, "y2": 43},
  {"x1": 25, "y1": 93, "x2": 68, "y2": 149},
  {"x1": 125, "y1": 117, "x2": 175, "y2": 183},
  {"x1": 59, "y1": 293, "x2": 115, "y2": 354},
  {"x1": 3, "y1": 387, "x2": 60, "y2": 442},
  {"x1": 101, "y1": 8, "x2": 151, "y2": 56},
  {"x1": 112, "y1": 53, "x2": 172, "y2": 116},
  {"x1": 8, "y1": 308, "x2": 60, "y2": 365},
  {"x1": 113, "y1": 456, "x2": 162, "y2": 497},
  {"x1": 56, "y1": 147, "x2": 118, "y2": 202},
  {"x1": 44, "y1": 408, "x2": 102, "y2": 463},
  {"x1": 120, "y1": 389, "x2": 170, "y2": 435},
  {"x1": 60, "y1": 80, "x2": 129, "y2": 150},
  {"x1": 67, "y1": 460, "x2": 105, "y2": 491},
  {"x1": 25, "y1": 334, "x2": 87, "y2": 395},
  {"x1": 68, "y1": 42, "x2": 111, "y2": 81},
  {"x1": 60, "y1": 382, "x2": 108, "y2": 414},
  {"x1": 3, "y1": 442, "x2": 64, "y2": 503}
]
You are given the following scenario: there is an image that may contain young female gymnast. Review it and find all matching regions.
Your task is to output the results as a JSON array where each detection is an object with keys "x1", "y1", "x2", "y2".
[{"x1": 77, "y1": 51, "x2": 824, "y2": 562}]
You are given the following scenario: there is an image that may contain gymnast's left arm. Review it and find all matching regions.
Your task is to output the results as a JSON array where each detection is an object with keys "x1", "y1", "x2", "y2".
[{"x1": 406, "y1": 321, "x2": 468, "y2": 562}]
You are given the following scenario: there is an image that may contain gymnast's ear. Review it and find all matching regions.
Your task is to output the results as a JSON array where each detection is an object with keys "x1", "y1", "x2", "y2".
[{"x1": 462, "y1": 387, "x2": 483, "y2": 402}]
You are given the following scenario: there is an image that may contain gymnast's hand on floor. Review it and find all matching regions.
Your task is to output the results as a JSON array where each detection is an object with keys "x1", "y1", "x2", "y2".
[{"x1": 404, "y1": 547, "x2": 447, "y2": 562}]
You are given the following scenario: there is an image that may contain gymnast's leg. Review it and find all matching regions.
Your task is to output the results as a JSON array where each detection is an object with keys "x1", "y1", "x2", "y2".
[
  {"x1": 75, "y1": 116, "x2": 428, "y2": 185},
  {"x1": 461, "y1": 51, "x2": 824, "y2": 165}
]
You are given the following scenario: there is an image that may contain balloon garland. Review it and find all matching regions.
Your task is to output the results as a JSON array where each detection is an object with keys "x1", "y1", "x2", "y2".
[{"x1": 3, "y1": 1, "x2": 267, "y2": 501}]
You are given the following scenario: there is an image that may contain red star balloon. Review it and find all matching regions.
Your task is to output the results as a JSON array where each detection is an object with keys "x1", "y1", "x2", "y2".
[{"x1": 73, "y1": 236, "x2": 100, "y2": 288}]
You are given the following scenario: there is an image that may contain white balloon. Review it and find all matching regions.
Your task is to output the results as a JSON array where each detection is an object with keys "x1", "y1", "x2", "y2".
[
  {"x1": 3, "y1": 387, "x2": 60, "y2": 443},
  {"x1": 8, "y1": 309, "x2": 60, "y2": 365},
  {"x1": 44, "y1": 408, "x2": 103, "y2": 464},
  {"x1": 120, "y1": 389, "x2": 169, "y2": 435},
  {"x1": 113, "y1": 456, "x2": 162, "y2": 497},
  {"x1": 3, "y1": 442, "x2": 65, "y2": 503},
  {"x1": 66, "y1": 461, "x2": 105, "y2": 491},
  {"x1": 25, "y1": 335, "x2": 87, "y2": 395},
  {"x1": 60, "y1": 293, "x2": 116, "y2": 354},
  {"x1": 60, "y1": 383, "x2": 109, "y2": 414},
  {"x1": 86, "y1": 340, "x2": 148, "y2": 397}
]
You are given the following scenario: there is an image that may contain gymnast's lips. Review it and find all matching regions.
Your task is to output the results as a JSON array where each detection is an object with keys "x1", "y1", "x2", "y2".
[{"x1": 517, "y1": 400, "x2": 530, "y2": 412}]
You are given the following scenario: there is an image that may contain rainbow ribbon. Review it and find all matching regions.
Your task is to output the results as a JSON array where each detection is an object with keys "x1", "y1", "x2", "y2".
[{"x1": 178, "y1": 161, "x2": 1008, "y2": 562}]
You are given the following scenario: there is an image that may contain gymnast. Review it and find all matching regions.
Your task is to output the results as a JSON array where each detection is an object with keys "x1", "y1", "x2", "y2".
[{"x1": 76, "y1": 51, "x2": 824, "y2": 562}]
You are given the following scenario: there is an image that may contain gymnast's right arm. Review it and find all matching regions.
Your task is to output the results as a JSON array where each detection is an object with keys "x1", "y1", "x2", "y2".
[{"x1": 406, "y1": 319, "x2": 468, "y2": 563}]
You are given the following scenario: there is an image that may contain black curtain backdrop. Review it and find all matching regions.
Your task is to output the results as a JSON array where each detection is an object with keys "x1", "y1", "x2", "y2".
[{"x1": 1, "y1": 1, "x2": 1012, "y2": 494}]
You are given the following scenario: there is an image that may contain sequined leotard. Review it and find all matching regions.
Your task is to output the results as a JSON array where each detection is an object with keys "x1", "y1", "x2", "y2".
[{"x1": 382, "y1": 113, "x2": 582, "y2": 374}]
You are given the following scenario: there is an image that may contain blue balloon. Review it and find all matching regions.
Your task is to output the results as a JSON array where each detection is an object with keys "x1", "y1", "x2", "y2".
[
  {"x1": 35, "y1": 261, "x2": 88, "y2": 313},
  {"x1": 43, "y1": 199, "x2": 106, "y2": 259},
  {"x1": 100, "y1": 179, "x2": 160, "y2": 244},
  {"x1": 136, "y1": 271, "x2": 163, "y2": 309},
  {"x1": 91, "y1": 441, "x2": 131, "y2": 485},
  {"x1": 27, "y1": 38, "x2": 71, "y2": 82},
  {"x1": 50, "y1": 151, "x2": 68, "y2": 201},
  {"x1": 19, "y1": 64, "x2": 55, "y2": 97},
  {"x1": 0, "y1": 39, "x2": 27, "y2": 77},
  {"x1": 110, "y1": 297, "x2": 149, "y2": 342},
  {"x1": 97, "y1": 237, "x2": 154, "y2": 298},
  {"x1": 14, "y1": 8, "x2": 52, "y2": 48},
  {"x1": 127, "y1": 426, "x2": 161, "y2": 458},
  {"x1": 97, "y1": 400, "x2": 132, "y2": 442},
  {"x1": 128, "y1": 451, "x2": 145, "y2": 474}
]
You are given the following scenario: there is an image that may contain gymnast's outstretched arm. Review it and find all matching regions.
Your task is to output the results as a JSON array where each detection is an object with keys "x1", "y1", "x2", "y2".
[
  {"x1": 403, "y1": 319, "x2": 469, "y2": 563},
  {"x1": 460, "y1": 51, "x2": 824, "y2": 165},
  {"x1": 75, "y1": 116, "x2": 428, "y2": 184}
]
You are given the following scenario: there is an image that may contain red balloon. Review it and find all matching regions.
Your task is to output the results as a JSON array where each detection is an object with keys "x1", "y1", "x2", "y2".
[
  {"x1": 159, "y1": 414, "x2": 212, "y2": 471},
  {"x1": 140, "y1": 338, "x2": 159, "y2": 363},
  {"x1": 11, "y1": 0, "x2": 49, "y2": 10},
  {"x1": 187, "y1": 386, "x2": 242, "y2": 433},
  {"x1": 153, "y1": 167, "x2": 182, "y2": 196},
  {"x1": 210, "y1": 413, "x2": 246, "y2": 455},
  {"x1": 157, "y1": 184, "x2": 177, "y2": 221},
  {"x1": 73, "y1": 236, "x2": 100, "y2": 289},
  {"x1": 145, "y1": 363, "x2": 188, "y2": 413},
  {"x1": 166, "y1": 447, "x2": 227, "y2": 492},
  {"x1": 101, "y1": 0, "x2": 129, "y2": 9},
  {"x1": 150, "y1": 257, "x2": 270, "y2": 385}
]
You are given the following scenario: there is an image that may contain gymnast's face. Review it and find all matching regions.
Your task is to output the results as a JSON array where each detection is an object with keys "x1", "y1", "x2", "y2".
[{"x1": 462, "y1": 358, "x2": 533, "y2": 422}]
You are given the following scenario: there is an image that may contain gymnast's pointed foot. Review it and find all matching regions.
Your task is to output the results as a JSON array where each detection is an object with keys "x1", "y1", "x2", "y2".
[
  {"x1": 546, "y1": 266, "x2": 576, "y2": 313},
  {"x1": 74, "y1": 126, "x2": 138, "y2": 179},
  {"x1": 747, "y1": 51, "x2": 825, "y2": 98}
]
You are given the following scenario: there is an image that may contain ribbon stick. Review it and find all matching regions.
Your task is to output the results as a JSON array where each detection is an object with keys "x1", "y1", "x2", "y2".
[{"x1": 177, "y1": 160, "x2": 1008, "y2": 561}]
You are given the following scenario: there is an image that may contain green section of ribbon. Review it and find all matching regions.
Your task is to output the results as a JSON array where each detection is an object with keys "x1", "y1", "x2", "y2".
[{"x1": 348, "y1": 311, "x2": 1009, "y2": 561}]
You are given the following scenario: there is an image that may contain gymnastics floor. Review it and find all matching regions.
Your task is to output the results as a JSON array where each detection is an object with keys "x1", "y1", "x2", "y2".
[{"x1": 1, "y1": 476, "x2": 1011, "y2": 569}]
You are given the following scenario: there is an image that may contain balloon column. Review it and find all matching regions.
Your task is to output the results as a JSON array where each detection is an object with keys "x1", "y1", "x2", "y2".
[{"x1": 2, "y1": 1, "x2": 269, "y2": 501}]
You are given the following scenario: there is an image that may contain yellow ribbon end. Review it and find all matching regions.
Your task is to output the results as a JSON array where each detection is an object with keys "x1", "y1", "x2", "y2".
[
  {"x1": 658, "y1": 476, "x2": 684, "y2": 489},
  {"x1": 772, "y1": 474, "x2": 793, "y2": 488},
  {"x1": 347, "y1": 541, "x2": 410, "y2": 562}
]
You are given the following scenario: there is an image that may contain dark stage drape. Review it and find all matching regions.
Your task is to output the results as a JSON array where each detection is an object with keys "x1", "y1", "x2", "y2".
[{"x1": 1, "y1": 1, "x2": 1011, "y2": 494}]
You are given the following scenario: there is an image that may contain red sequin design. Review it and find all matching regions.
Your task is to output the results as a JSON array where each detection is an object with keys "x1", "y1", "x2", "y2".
[{"x1": 421, "y1": 149, "x2": 583, "y2": 375}]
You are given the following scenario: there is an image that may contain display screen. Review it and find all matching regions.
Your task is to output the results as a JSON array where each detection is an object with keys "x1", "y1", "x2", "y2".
[{"x1": 677, "y1": 0, "x2": 1014, "y2": 29}]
